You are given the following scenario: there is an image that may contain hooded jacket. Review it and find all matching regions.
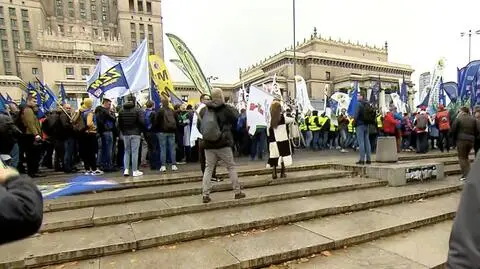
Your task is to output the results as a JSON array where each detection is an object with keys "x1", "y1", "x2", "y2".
[
  {"x1": 451, "y1": 112, "x2": 479, "y2": 143},
  {"x1": 95, "y1": 106, "x2": 116, "y2": 133},
  {"x1": 0, "y1": 169, "x2": 43, "y2": 244},
  {"x1": 118, "y1": 102, "x2": 144, "y2": 136},
  {"x1": 197, "y1": 101, "x2": 239, "y2": 149}
]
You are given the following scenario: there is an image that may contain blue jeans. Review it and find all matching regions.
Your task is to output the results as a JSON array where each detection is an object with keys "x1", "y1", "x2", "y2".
[
  {"x1": 101, "y1": 131, "x2": 113, "y2": 170},
  {"x1": 250, "y1": 128, "x2": 266, "y2": 160},
  {"x1": 158, "y1": 132, "x2": 176, "y2": 166},
  {"x1": 9, "y1": 143, "x2": 19, "y2": 168},
  {"x1": 302, "y1": 131, "x2": 312, "y2": 148},
  {"x1": 123, "y1": 135, "x2": 141, "y2": 171},
  {"x1": 64, "y1": 138, "x2": 75, "y2": 172},
  {"x1": 312, "y1": 131, "x2": 320, "y2": 150},
  {"x1": 356, "y1": 124, "x2": 371, "y2": 161},
  {"x1": 340, "y1": 129, "x2": 348, "y2": 149}
]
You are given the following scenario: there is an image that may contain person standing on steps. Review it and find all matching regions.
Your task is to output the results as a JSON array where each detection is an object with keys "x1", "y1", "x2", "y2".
[
  {"x1": 267, "y1": 100, "x2": 294, "y2": 179},
  {"x1": 353, "y1": 94, "x2": 373, "y2": 165},
  {"x1": 118, "y1": 95, "x2": 145, "y2": 177},
  {"x1": 198, "y1": 88, "x2": 245, "y2": 203},
  {"x1": 450, "y1": 106, "x2": 479, "y2": 181},
  {"x1": 154, "y1": 97, "x2": 178, "y2": 172}
]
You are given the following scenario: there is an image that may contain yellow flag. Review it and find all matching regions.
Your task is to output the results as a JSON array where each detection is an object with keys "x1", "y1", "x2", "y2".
[{"x1": 149, "y1": 55, "x2": 178, "y2": 102}]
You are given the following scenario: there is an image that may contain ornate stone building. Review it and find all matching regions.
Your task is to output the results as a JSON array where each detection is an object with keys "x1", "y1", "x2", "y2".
[
  {"x1": 239, "y1": 28, "x2": 415, "y2": 107},
  {"x1": 0, "y1": 0, "x2": 163, "y2": 104}
]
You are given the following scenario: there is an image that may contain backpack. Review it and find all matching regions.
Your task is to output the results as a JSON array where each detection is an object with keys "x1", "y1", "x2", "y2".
[
  {"x1": 416, "y1": 114, "x2": 428, "y2": 130},
  {"x1": 362, "y1": 103, "x2": 376, "y2": 124},
  {"x1": 162, "y1": 108, "x2": 177, "y2": 130},
  {"x1": 200, "y1": 108, "x2": 222, "y2": 142},
  {"x1": 72, "y1": 110, "x2": 86, "y2": 132},
  {"x1": 437, "y1": 111, "x2": 450, "y2": 131}
]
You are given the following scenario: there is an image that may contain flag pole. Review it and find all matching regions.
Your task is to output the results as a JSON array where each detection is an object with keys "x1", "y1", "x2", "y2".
[{"x1": 292, "y1": 0, "x2": 297, "y2": 100}]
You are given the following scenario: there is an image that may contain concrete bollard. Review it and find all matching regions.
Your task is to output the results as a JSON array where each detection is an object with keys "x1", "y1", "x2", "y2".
[{"x1": 376, "y1": 136, "x2": 398, "y2": 163}]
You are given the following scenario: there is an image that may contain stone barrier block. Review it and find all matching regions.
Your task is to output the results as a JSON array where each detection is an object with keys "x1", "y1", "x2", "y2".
[
  {"x1": 365, "y1": 162, "x2": 444, "y2": 187},
  {"x1": 376, "y1": 136, "x2": 398, "y2": 163}
]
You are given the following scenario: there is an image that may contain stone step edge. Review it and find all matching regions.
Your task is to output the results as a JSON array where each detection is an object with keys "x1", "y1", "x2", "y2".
[
  {"x1": 42, "y1": 179, "x2": 387, "y2": 233},
  {"x1": 43, "y1": 170, "x2": 355, "y2": 213},
  {"x1": 253, "y1": 215, "x2": 454, "y2": 269},
  {"x1": 12, "y1": 185, "x2": 461, "y2": 268}
]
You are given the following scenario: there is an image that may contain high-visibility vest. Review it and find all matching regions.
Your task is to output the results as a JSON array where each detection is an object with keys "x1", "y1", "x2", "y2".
[
  {"x1": 376, "y1": 115, "x2": 383, "y2": 128},
  {"x1": 348, "y1": 118, "x2": 355, "y2": 133},
  {"x1": 330, "y1": 122, "x2": 337, "y2": 132},
  {"x1": 309, "y1": 116, "x2": 320, "y2": 131},
  {"x1": 300, "y1": 116, "x2": 309, "y2": 131},
  {"x1": 319, "y1": 116, "x2": 328, "y2": 129}
]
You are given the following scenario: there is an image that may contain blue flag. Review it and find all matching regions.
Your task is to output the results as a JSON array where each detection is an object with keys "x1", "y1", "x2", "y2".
[
  {"x1": 59, "y1": 83, "x2": 67, "y2": 105},
  {"x1": 347, "y1": 81, "x2": 359, "y2": 116},
  {"x1": 169, "y1": 90, "x2": 184, "y2": 106},
  {"x1": 439, "y1": 77, "x2": 446, "y2": 106},
  {"x1": 5, "y1": 93, "x2": 14, "y2": 105},
  {"x1": 327, "y1": 97, "x2": 339, "y2": 114},
  {"x1": 0, "y1": 94, "x2": 7, "y2": 113},
  {"x1": 442, "y1": 81, "x2": 458, "y2": 103},
  {"x1": 150, "y1": 80, "x2": 161, "y2": 111},
  {"x1": 417, "y1": 90, "x2": 430, "y2": 108},
  {"x1": 36, "y1": 78, "x2": 57, "y2": 111},
  {"x1": 369, "y1": 76, "x2": 380, "y2": 106},
  {"x1": 472, "y1": 72, "x2": 480, "y2": 108},
  {"x1": 458, "y1": 67, "x2": 466, "y2": 96},
  {"x1": 87, "y1": 63, "x2": 129, "y2": 99},
  {"x1": 400, "y1": 77, "x2": 408, "y2": 105},
  {"x1": 27, "y1": 82, "x2": 45, "y2": 118},
  {"x1": 459, "y1": 60, "x2": 480, "y2": 103}
]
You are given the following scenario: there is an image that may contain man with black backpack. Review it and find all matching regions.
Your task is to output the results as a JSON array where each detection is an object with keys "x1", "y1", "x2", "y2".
[
  {"x1": 353, "y1": 94, "x2": 374, "y2": 165},
  {"x1": 154, "y1": 97, "x2": 178, "y2": 172},
  {"x1": 198, "y1": 88, "x2": 245, "y2": 203}
]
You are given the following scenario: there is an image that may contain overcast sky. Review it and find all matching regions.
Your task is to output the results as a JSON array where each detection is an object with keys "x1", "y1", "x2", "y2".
[{"x1": 162, "y1": 0, "x2": 480, "y2": 88}]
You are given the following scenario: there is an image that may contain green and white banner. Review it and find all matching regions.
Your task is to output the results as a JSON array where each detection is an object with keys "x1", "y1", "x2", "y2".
[{"x1": 166, "y1": 33, "x2": 212, "y2": 95}]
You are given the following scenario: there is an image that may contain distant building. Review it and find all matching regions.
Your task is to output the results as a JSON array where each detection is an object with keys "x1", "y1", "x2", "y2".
[{"x1": 0, "y1": 0, "x2": 163, "y2": 103}]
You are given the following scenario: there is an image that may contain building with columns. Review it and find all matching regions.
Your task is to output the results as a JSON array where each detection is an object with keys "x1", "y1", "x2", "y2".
[
  {"x1": 238, "y1": 28, "x2": 415, "y2": 108},
  {"x1": 0, "y1": 0, "x2": 163, "y2": 105}
]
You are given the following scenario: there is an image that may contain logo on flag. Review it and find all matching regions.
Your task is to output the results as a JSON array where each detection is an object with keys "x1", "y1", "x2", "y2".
[{"x1": 87, "y1": 64, "x2": 129, "y2": 98}]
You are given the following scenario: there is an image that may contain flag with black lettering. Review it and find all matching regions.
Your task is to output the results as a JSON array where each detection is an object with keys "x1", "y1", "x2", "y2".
[{"x1": 87, "y1": 64, "x2": 129, "y2": 98}]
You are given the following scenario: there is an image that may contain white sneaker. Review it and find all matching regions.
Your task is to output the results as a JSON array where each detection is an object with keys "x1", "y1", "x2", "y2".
[
  {"x1": 84, "y1": 170, "x2": 92, "y2": 175},
  {"x1": 133, "y1": 170, "x2": 144, "y2": 177},
  {"x1": 171, "y1": 165, "x2": 178, "y2": 171},
  {"x1": 340, "y1": 149, "x2": 349, "y2": 153},
  {"x1": 123, "y1": 169, "x2": 130, "y2": 177},
  {"x1": 159, "y1": 166, "x2": 166, "y2": 172},
  {"x1": 93, "y1": 169, "x2": 104, "y2": 176}
]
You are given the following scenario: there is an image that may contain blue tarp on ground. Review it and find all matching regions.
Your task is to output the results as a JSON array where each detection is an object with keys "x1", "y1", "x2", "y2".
[{"x1": 38, "y1": 175, "x2": 118, "y2": 200}]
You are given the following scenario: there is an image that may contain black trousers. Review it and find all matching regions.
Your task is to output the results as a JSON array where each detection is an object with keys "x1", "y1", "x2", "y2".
[
  {"x1": 54, "y1": 139, "x2": 65, "y2": 170},
  {"x1": 438, "y1": 130, "x2": 450, "y2": 152},
  {"x1": 79, "y1": 133, "x2": 98, "y2": 171},
  {"x1": 24, "y1": 134, "x2": 41, "y2": 175}
]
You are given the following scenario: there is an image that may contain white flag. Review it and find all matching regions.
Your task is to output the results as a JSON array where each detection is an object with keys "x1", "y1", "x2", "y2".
[
  {"x1": 295, "y1": 75, "x2": 314, "y2": 116},
  {"x1": 247, "y1": 86, "x2": 274, "y2": 135}
]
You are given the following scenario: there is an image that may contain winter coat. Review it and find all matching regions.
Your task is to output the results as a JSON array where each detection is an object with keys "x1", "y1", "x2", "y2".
[
  {"x1": 153, "y1": 107, "x2": 177, "y2": 133},
  {"x1": 95, "y1": 106, "x2": 116, "y2": 134},
  {"x1": 118, "y1": 102, "x2": 144, "y2": 136},
  {"x1": 0, "y1": 169, "x2": 43, "y2": 244},
  {"x1": 0, "y1": 113, "x2": 21, "y2": 154},
  {"x1": 197, "y1": 101, "x2": 239, "y2": 149},
  {"x1": 451, "y1": 112, "x2": 479, "y2": 143},
  {"x1": 383, "y1": 112, "x2": 398, "y2": 135}
]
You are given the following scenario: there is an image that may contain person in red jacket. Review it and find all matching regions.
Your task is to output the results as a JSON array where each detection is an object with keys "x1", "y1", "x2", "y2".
[
  {"x1": 383, "y1": 109, "x2": 398, "y2": 136},
  {"x1": 436, "y1": 104, "x2": 451, "y2": 152}
]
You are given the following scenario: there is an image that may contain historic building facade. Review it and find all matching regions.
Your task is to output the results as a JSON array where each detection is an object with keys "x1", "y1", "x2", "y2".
[
  {"x1": 238, "y1": 28, "x2": 415, "y2": 107},
  {"x1": 0, "y1": 0, "x2": 163, "y2": 104}
]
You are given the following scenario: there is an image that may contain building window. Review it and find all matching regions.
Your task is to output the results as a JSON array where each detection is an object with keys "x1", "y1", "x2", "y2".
[
  {"x1": 80, "y1": 11, "x2": 86, "y2": 19},
  {"x1": 91, "y1": 4, "x2": 96, "y2": 11},
  {"x1": 69, "y1": 26, "x2": 73, "y2": 33},
  {"x1": 149, "y1": 42, "x2": 154, "y2": 54},
  {"x1": 130, "y1": 23, "x2": 135, "y2": 31},
  {"x1": 146, "y1": 1, "x2": 152, "y2": 13},
  {"x1": 1, "y1": 40, "x2": 7, "y2": 49},
  {"x1": 58, "y1": 24, "x2": 64, "y2": 34},
  {"x1": 131, "y1": 32, "x2": 136, "y2": 39},
  {"x1": 102, "y1": 14, "x2": 107, "y2": 21},
  {"x1": 4, "y1": 61, "x2": 11, "y2": 72},
  {"x1": 0, "y1": 18, "x2": 4, "y2": 26},
  {"x1": 325, "y1": 71, "x2": 331, "y2": 80},
  {"x1": 22, "y1": 19, "x2": 29, "y2": 28},
  {"x1": 10, "y1": 18, "x2": 17, "y2": 28},
  {"x1": 80, "y1": 2, "x2": 85, "y2": 9},
  {"x1": 68, "y1": 0, "x2": 73, "y2": 8},
  {"x1": 103, "y1": 30, "x2": 109, "y2": 39},
  {"x1": 81, "y1": 67, "x2": 90, "y2": 76},
  {"x1": 13, "y1": 41, "x2": 19, "y2": 50},
  {"x1": 32, "y1": 67, "x2": 39, "y2": 74},
  {"x1": 0, "y1": 29, "x2": 5, "y2": 37},
  {"x1": 137, "y1": 0, "x2": 144, "y2": 12},
  {"x1": 24, "y1": 31, "x2": 31, "y2": 41},
  {"x1": 102, "y1": 6, "x2": 107, "y2": 12},
  {"x1": 9, "y1": 8, "x2": 16, "y2": 17},
  {"x1": 2, "y1": 51, "x2": 8, "y2": 58},
  {"x1": 0, "y1": 6, "x2": 3, "y2": 15},
  {"x1": 129, "y1": 0, "x2": 134, "y2": 12},
  {"x1": 92, "y1": 12, "x2": 97, "y2": 20},
  {"x1": 21, "y1": 9, "x2": 28, "y2": 18},
  {"x1": 93, "y1": 28, "x2": 98, "y2": 36},
  {"x1": 131, "y1": 41, "x2": 136, "y2": 50},
  {"x1": 25, "y1": 42, "x2": 32, "y2": 49},
  {"x1": 69, "y1": 9, "x2": 74, "y2": 17},
  {"x1": 12, "y1": 30, "x2": 19, "y2": 40},
  {"x1": 66, "y1": 67, "x2": 74, "y2": 76}
]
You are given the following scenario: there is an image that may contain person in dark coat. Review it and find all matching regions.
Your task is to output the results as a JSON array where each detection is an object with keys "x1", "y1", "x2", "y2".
[
  {"x1": 447, "y1": 155, "x2": 480, "y2": 268},
  {"x1": 0, "y1": 165, "x2": 43, "y2": 244},
  {"x1": 118, "y1": 95, "x2": 144, "y2": 177}
]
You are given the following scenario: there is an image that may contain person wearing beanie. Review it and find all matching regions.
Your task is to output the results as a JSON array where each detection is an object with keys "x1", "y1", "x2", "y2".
[
  {"x1": 197, "y1": 88, "x2": 245, "y2": 203},
  {"x1": 78, "y1": 98, "x2": 103, "y2": 176}
]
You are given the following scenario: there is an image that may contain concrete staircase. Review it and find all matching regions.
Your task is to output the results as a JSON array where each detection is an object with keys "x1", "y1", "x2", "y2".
[{"x1": 0, "y1": 153, "x2": 467, "y2": 268}]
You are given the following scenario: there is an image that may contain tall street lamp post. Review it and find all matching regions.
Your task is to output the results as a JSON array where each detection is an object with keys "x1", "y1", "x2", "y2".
[
  {"x1": 292, "y1": 0, "x2": 296, "y2": 100},
  {"x1": 460, "y1": 29, "x2": 480, "y2": 62}
]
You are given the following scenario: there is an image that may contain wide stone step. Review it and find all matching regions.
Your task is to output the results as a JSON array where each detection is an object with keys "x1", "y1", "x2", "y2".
[
  {"x1": 40, "y1": 192, "x2": 459, "y2": 269},
  {"x1": 41, "y1": 176, "x2": 385, "y2": 232},
  {"x1": 1, "y1": 178, "x2": 461, "y2": 268},
  {"x1": 445, "y1": 164, "x2": 461, "y2": 176},
  {"x1": 284, "y1": 220, "x2": 452, "y2": 268},
  {"x1": 43, "y1": 169, "x2": 353, "y2": 212}
]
